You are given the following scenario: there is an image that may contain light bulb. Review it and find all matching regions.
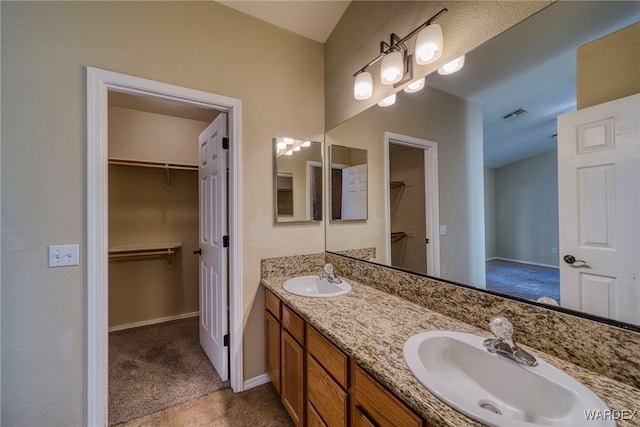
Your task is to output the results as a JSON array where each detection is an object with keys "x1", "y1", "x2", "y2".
[
  {"x1": 354, "y1": 72, "x2": 373, "y2": 100},
  {"x1": 404, "y1": 77, "x2": 425, "y2": 93},
  {"x1": 415, "y1": 24, "x2": 443, "y2": 65},
  {"x1": 438, "y1": 55, "x2": 465, "y2": 75},
  {"x1": 380, "y1": 50, "x2": 404, "y2": 85},
  {"x1": 377, "y1": 93, "x2": 396, "y2": 107}
]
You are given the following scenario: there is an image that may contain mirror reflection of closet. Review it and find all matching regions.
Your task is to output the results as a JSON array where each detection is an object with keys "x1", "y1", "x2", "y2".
[
  {"x1": 330, "y1": 145, "x2": 368, "y2": 221},
  {"x1": 273, "y1": 137, "x2": 323, "y2": 223}
]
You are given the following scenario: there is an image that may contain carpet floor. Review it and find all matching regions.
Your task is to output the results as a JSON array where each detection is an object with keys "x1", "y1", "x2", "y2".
[
  {"x1": 109, "y1": 316, "x2": 229, "y2": 425},
  {"x1": 486, "y1": 259, "x2": 560, "y2": 303}
]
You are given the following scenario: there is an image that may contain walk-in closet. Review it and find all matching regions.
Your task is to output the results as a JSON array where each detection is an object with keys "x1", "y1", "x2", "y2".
[{"x1": 106, "y1": 92, "x2": 227, "y2": 424}]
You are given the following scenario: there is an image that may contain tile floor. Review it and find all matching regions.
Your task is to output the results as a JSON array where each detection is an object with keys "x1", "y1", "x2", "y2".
[{"x1": 118, "y1": 383, "x2": 294, "y2": 426}]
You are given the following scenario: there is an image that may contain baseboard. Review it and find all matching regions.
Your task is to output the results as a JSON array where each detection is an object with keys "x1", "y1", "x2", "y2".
[
  {"x1": 490, "y1": 257, "x2": 559, "y2": 270},
  {"x1": 109, "y1": 311, "x2": 199, "y2": 332},
  {"x1": 243, "y1": 373, "x2": 271, "y2": 391}
]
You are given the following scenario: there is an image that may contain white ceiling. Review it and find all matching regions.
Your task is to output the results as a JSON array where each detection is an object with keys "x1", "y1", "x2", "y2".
[{"x1": 218, "y1": 0, "x2": 350, "y2": 43}]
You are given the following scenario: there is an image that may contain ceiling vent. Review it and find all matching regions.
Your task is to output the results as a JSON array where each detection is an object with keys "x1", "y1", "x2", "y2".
[{"x1": 502, "y1": 108, "x2": 527, "y2": 120}]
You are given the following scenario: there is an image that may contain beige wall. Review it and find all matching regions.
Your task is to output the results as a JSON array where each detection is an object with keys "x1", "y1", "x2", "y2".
[
  {"x1": 1, "y1": 2, "x2": 323, "y2": 425},
  {"x1": 324, "y1": 1, "x2": 552, "y2": 129},
  {"x1": 325, "y1": 86, "x2": 486, "y2": 287},
  {"x1": 108, "y1": 107, "x2": 207, "y2": 328},
  {"x1": 493, "y1": 149, "x2": 559, "y2": 267},
  {"x1": 577, "y1": 22, "x2": 640, "y2": 109},
  {"x1": 484, "y1": 168, "x2": 496, "y2": 259}
]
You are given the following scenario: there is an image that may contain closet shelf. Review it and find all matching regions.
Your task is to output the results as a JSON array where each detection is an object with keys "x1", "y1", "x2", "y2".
[
  {"x1": 390, "y1": 231, "x2": 408, "y2": 242},
  {"x1": 108, "y1": 243, "x2": 182, "y2": 260},
  {"x1": 108, "y1": 157, "x2": 198, "y2": 171},
  {"x1": 390, "y1": 181, "x2": 405, "y2": 189}
]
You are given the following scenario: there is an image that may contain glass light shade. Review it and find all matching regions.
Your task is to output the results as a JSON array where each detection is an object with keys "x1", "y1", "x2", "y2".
[
  {"x1": 283, "y1": 137, "x2": 294, "y2": 145},
  {"x1": 301, "y1": 140, "x2": 311, "y2": 147},
  {"x1": 293, "y1": 146, "x2": 301, "y2": 152},
  {"x1": 276, "y1": 140, "x2": 287, "y2": 149},
  {"x1": 354, "y1": 72, "x2": 373, "y2": 100},
  {"x1": 377, "y1": 93, "x2": 396, "y2": 107},
  {"x1": 284, "y1": 150, "x2": 293, "y2": 156},
  {"x1": 380, "y1": 50, "x2": 404, "y2": 85},
  {"x1": 404, "y1": 77, "x2": 425, "y2": 93},
  {"x1": 438, "y1": 55, "x2": 465, "y2": 75},
  {"x1": 415, "y1": 24, "x2": 443, "y2": 65}
]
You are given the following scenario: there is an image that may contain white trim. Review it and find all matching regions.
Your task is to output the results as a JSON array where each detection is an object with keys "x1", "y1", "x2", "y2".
[
  {"x1": 384, "y1": 132, "x2": 440, "y2": 275},
  {"x1": 86, "y1": 67, "x2": 243, "y2": 427},
  {"x1": 489, "y1": 257, "x2": 560, "y2": 270},
  {"x1": 108, "y1": 311, "x2": 199, "y2": 332},
  {"x1": 243, "y1": 373, "x2": 272, "y2": 390}
]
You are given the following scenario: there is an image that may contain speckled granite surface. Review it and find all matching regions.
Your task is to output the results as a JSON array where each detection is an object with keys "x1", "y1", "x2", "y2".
[
  {"x1": 262, "y1": 274, "x2": 640, "y2": 427},
  {"x1": 326, "y1": 253, "x2": 640, "y2": 389}
]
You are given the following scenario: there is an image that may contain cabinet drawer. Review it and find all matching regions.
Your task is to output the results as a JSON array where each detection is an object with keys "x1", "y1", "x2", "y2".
[
  {"x1": 307, "y1": 355, "x2": 347, "y2": 427},
  {"x1": 307, "y1": 325, "x2": 348, "y2": 388},
  {"x1": 282, "y1": 304, "x2": 305, "y2": 344},
  {"x1": 354, "y1": 365, "x2": 423, "y2": 427},
  {"x1": 265, "y1": 289, "x2": 281, "y2": 319}
]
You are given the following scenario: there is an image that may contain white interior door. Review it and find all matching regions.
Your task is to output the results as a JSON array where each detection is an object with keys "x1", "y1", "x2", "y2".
[
  {"x1": 558, "y1": 94, "x2": 639, "y2": 324},
  {"x1": 341, "y1": 164, "x2": 368, "y2": 219},
  {"x1": 198, "y1": 113, "x2": 229, "y2": 380}
]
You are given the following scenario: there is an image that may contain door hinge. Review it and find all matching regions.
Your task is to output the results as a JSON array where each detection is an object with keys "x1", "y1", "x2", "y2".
[
  {"x1": 223, "y1": 235, "x2": 230, "y2": 248},
  {"x1": 426, "y1": 238, "x2": 430, "y2": 244},
  {"x1": 222, "y1": 137, "x2": 230, "y2": 150},
  {"x1": 223, "y1": 333, "x2": 230, "y2": 347}
]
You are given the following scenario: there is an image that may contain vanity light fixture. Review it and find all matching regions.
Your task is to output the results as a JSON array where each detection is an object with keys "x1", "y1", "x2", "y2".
[
  {"x1": 301, "y1": 140, "x2": 312, "y2": 147},
  {"x1": 404, "y1": 77, "x2": 426, "y2": 93},
  {"x1": 378, "y1": 93, "x2": 396, "y2": 107},
  {"x1": 437, "y1": 55, "x2": 465, "y2": 75},
  {"x1": 276, "y1": 137, "x2": 314, "y2": 157},
  {"x1": 352, "y1": 8, "x2": 447, "y2": 100},
  {"x1": 276, "y1": 140, "x2": 287, "y2": 149}
]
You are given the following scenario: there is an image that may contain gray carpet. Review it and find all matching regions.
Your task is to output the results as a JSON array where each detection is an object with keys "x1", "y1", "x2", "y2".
[
  {"x1": 486, "y1": 259, "x2": 560, "y2": 303},
  {"x1": 109, "y1": 316, "x2": 229, "y2": 425}
]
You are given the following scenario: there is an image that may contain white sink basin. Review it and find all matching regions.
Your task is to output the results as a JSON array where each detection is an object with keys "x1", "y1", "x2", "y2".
[
  {"x1": 403, "y1": 331, "x2": 614, "y2": 427},
  {"x1": 283, "y1": 275, "x2": 352, "y2": 298}
]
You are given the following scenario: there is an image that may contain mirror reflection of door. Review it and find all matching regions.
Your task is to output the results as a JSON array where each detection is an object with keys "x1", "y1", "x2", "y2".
[
  {"x1": 330, "y1": 145, "x2": 368, "y2": 221},
  {"x1": 276, "y1": 173, "x2": 294, "y2": 217}
]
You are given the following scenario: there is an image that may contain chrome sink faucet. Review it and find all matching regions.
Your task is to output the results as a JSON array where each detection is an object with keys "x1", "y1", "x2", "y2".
[
  {"x1": 319, "y1": 263, "x2": 342, "y2": 284},
  {"x1": 483, "y1": 316, "x2": 538, "y2": 366}
]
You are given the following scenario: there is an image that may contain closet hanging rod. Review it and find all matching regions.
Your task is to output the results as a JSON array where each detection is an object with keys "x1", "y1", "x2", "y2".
[
  {"x1": 108, "y1": 158, "x2": 198, "y2": 171},
  {"x1": 108, "y1": 249, "x2": 175, "y2": 260}
]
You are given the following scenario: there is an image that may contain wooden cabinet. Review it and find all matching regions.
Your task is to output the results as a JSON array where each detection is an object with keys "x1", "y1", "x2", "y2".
[
  {"x1": 352, "y1": 364, "x2": 425, "y2": 427},
  {"x1": 265, "y1": 288, "x2": 433, "y2": 427},
  {"x1": 265, "y1": 290, "x2": 282, "y2": 392}
]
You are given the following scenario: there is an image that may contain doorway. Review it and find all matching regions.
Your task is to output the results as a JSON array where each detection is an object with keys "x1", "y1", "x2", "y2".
[
  {"x1": 384, "y1": 132, "x2": 440, "y2": 276},
  {"x1": 87, "y1": 67, "x2": 243, "y2": 426},
  {"x1": 106, "y1": 92, "x2": 228, "y2": 423}
]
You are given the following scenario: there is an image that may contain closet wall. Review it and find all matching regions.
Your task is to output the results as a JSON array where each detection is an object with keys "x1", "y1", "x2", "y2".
[{"x1": 108, "y1": 105, "x2": 211, "y2": 328}]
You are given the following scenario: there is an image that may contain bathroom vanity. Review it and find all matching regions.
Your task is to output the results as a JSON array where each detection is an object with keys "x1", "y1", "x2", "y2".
[{"x1": 261, "y1": 254, "x2": 640, "y2": 427}]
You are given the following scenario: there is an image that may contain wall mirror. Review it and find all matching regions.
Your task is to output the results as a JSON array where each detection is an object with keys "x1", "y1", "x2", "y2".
[
  {"x1": 274, "y1": 137, "x2": 323, "y2": 223},
  {"x1": 325, "y1": 1, "x2": 640, "y2": 329},
  {"x1": 330, "y1": 145, "x2": 368, "y2": 221}
]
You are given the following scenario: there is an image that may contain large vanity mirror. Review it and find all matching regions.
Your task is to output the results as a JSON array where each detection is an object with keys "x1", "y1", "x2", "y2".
[
  {"x1": 274, "y1": 137, "x2": 323, "y2": 223},
  {"x1": 325, "y1": 1, "x2": 640, "y2": 328},
  {"x1": 329, "y1": 145, "x2": 368, "y2": 221}
]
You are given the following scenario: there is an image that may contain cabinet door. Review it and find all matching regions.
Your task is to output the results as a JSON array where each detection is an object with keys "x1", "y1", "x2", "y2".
[
  {"x1": 308, "y1": 402, "x2": 329, "y2": 427},
  {"x1": 307, "y1": 355, "x2": 347, "y2": 427},
  {"x1": 353, "y1": 365, "x2": 423, "y2": 427},
  {"x1": 353, "y1": 407, "x2": 376, "y2": 427},
  {"x1": 281, "y1": 330, "x2": 305, "y2": 426},
  {"x1": 265, "y1": 311, "x2": 281, "y2": 393}
]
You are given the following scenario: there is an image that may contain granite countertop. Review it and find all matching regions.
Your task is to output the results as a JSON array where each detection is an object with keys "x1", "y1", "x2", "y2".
[{"x1": 262, "y1": 274, "x2": 640, "y2": 427}]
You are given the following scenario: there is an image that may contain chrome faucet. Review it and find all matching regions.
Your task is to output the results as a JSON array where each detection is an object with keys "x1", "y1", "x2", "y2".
[
  {"x1": 483, "y1": 316, "x2": 538, "y2": 366},
  {"x1": 319, "y1": 263, "x2": 342, "y2": 284}
]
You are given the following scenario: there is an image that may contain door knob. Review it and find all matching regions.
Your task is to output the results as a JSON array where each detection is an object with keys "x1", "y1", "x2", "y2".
[
  {"x1": 563, "y1": 255, "x2": 586, "y2": 265},
  {"x1": 193, "y1": 248, "x2": 202, "y2": 255}
]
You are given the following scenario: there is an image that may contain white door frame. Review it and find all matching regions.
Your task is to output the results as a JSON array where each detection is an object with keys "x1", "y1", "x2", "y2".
[
  {"x1": 86, "y1": 67, "x2": 243, "y2": 426},
  {"x1": 384, "y1": 132, "x2": 440, "y2": 275}
]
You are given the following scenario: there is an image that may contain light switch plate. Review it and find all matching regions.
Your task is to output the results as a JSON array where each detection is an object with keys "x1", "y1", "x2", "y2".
[
  {"x1": 440, "y1": 225, "x2": 448, "y2": 236},
  {"x1": 48, "y1": 244, "x2": 79, "y2": 267}
]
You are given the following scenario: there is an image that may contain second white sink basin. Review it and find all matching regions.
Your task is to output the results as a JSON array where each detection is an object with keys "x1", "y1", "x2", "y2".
[
  {"x1": 283, "y1": 275, "x2": 351, "y2": 298},
  {"x1": 403, "y1": 331, "x2": 614, "y2": 427}
]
